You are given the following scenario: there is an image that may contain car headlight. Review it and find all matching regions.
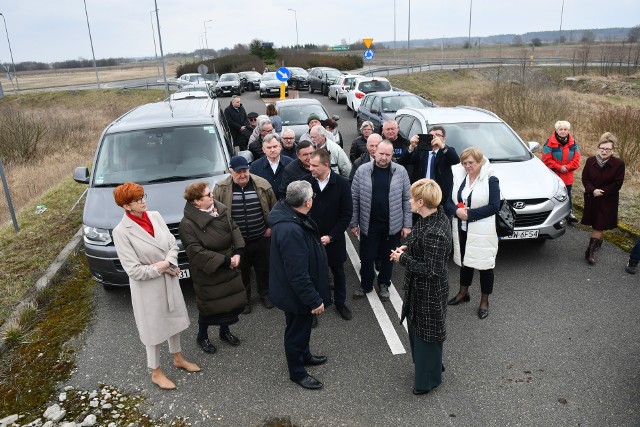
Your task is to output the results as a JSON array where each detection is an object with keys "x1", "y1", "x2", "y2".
[
  {"x1": 553, "y1": 184, "x2": 568, "y2": 202},
  {"x1": 83, "y1": 225, "x2": 112, "y2": 245}
]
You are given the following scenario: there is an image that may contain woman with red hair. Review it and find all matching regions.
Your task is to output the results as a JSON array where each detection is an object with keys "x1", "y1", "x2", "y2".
[{"x1": 113, "y1": 182, "x2": 200, "y2": 390}]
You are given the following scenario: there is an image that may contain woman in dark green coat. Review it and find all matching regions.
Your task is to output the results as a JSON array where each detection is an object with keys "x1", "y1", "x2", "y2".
[{"x1": 179, "y1": 181, "x2": 246, "y2": 355}]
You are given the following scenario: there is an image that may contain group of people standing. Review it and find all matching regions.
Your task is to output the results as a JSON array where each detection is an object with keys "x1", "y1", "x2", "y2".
[{"x1": 110, "y1": 106, "x2": 628, "y2": 397}]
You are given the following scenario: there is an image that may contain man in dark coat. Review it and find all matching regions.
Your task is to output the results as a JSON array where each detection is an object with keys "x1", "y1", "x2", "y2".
[
  {"x1": 278, "y1": 140, "x2": 314, "y2": 199},
  {"x1": 350, "y1": 133, "x2": 381, "y2": 182},
  {"x1": 281, "y1": 128, "x2": 298, "y2": 159},
  {"x1": 250, "y1": 134, "x2": 293, "y2": 200},
  {"x1": 248, "y1": 118, "x2": 274, "y2": 161},
  {"x1": 307, "y1": 148, "x2": 353, "y2": 321},
  {"x1": 269, "y1": 180, "x2": 332, "y2": 390},
  {"x1": 223, "y1": 95, "x2": 248, "y2": 150},
  {"x1": 402, "y1": 126, "x2": 460, "y2": 217}
]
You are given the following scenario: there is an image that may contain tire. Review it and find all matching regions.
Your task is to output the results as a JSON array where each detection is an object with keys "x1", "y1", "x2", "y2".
[
  {"x1": 320, "y1": 84, "x2": 325, "y2": 96},
  {"x1": 310, "y1": 85, "x2": 315, "y2": 94},
  {"x1": 337, "y1": 132, "x2": 343, "y2": 148},
  {"x1": 292, "y1": 80, "x2": 298, "y2": 90},
  {"x1": 353, "y1": 108, "x2": 357, "y2": 118},
  {"x1": 346, "y1": 102, "x2": 351, "y2": 111},
  {"x1": 337, "y1": 94, "x2": 343, "y2": 104}
]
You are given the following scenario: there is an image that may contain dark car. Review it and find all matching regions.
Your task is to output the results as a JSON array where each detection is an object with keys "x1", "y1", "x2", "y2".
[
  {"x1": 239, "y1": 71, "x2": 262, "y2": 91},
  {"x1": 308, "y1": 67, "x2": 342, "y2": 96},
  {"x1": 260, "y1": 72, "x2": 289, "y2": 98},
  {"x1": 215, "y1": 73, "x2": 243, "y2": 97},
  {"x1": 287, "y1": 67, "x2": 310, "y2": 90},
  {"x1": 275, "y1": 98, "x2": 341, "y2": 145},
  {"x1": 356, "y1": 91, "x2": 434, "y2": 133}
]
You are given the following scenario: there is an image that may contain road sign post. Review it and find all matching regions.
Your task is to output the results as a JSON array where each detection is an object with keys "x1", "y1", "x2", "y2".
[{"x1": 276, "y1": 67, "x2": 291, "y2": 99}]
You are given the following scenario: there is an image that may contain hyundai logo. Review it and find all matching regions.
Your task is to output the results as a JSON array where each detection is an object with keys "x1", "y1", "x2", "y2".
[{"x1": 513, "y1": 201, "x2": 526, "y2": 209}]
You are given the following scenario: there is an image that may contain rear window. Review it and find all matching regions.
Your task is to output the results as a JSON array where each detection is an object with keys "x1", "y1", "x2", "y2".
[
  {"x1": 92, "y1": 125, "x2": 228, "y2": 186},
  {"x1": 279, "y1": 104, "x2": 328, "y2": 125},
  {"x1": 381, "y1": 95, "x2": 424, "y2": 112},
  {"x1": 359, "y1": 80, "x2": 391, "y2": 93}
]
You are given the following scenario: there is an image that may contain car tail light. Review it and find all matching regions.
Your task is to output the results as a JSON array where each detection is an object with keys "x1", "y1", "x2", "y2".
[{"x1": 355, "y1": 91, "x2": 365, "y2": 99}]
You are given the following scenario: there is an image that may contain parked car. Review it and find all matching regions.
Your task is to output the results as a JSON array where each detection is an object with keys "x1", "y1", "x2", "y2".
[
  {"x1": 215, "y1": 73, "x2": 243, "y2": 97},
  {"x1": 394, "y1": 106, "x2": 571, "y2": 240},
  {"x1": 174, "y1": 82, "x2": 215, "y2": 98},
  {"x1": 239, "y1": 71, "x2": 262, "y2": 91},
  {"x1": 287, "y1": 67, "x2": 310, "y2": 90},
  {"x1": 356, "y1": 91, "x2": 433, "y2": 132},
  {"x1": 328, "y1": 74, "x2": 360, "y2": 104},
  {"x1": 345, "y1": 76, "x2": 392, "y2": 117},
  {"x1": 177, "y1": 73, "x2": 213, "y2": 86},
  {"x1": 308, "y1": 67, "x2": 342, "y2": 95},
  {"x1": 275, "y1": 98, "x2": 341, "y2": 145},
  {"x1": 74, "y1": 97, "x2": 240, "y2": 288},
  {"x1": 260, "y1": 71, "x2": 289, "y2": 98}
]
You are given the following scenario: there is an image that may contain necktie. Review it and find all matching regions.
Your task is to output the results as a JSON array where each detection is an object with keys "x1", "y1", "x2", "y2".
[{"x1": 429, "y1": 151, "x2": 437, "y2": 179}]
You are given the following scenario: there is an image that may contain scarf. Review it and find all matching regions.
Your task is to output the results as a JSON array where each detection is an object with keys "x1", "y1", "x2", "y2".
[
  {"x1": 199, "y1": 204, "x2": 219, "y2": 217},
  {"x1": 554, "y1": 131, "x2": 569, "y2": 146},
  {"x1": 126, "y1": 211, "x2": 154, "y2": 237},
  {"x1": 595, "y1": 154, "x2": 610, "y2": 168}
]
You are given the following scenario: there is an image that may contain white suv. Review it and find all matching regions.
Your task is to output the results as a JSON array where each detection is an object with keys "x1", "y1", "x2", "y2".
[
  {"x1": 395, "y1": 106, "x2": 570, "y2": 240},
  {"x1": 345, "y1": 76, "x2": 391, "y2": 117}
]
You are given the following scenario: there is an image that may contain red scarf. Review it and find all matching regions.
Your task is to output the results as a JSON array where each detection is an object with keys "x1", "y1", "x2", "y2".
[{"x1": 126, "y1": 211, "x2": 155, "y2": 237}]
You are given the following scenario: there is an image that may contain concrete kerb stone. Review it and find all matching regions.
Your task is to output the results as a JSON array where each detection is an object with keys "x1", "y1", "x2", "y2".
[{"x1": 0, "y1": 227, "x2": 84, "y2": 354}]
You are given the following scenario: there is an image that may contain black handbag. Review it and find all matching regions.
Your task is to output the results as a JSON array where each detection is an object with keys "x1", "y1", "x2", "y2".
[{"x1": 496, "y1": 198, "x2": 516, "y2": 237}]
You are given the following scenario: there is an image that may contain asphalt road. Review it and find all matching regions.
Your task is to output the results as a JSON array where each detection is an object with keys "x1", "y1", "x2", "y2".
[{"x1": 66, "y1": 89, "x2": 640, "y2": 426}]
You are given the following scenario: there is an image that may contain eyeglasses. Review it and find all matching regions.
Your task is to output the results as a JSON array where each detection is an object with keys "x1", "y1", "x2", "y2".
[
  {"x1": 261, "y1": 128, "x2": 274, "y2": 133},
  {"x1": 598, "y1": 147, "x2": 613, "y2": 152},
  {"x1": 431, "y1": 133, "x2": 444, "y2": 138},
  {"x1": 462, "y1": 161, "x2": 476, "y2": 167},
  {"x1": 282, "y1": 137, "x2": 295, "y2": 140},
  {"x1": 133, "y1": 194, "x2": 147, "y2": 204},
  {"x1": 200, "y1": 191, "x2": 213, "y2": 199}
]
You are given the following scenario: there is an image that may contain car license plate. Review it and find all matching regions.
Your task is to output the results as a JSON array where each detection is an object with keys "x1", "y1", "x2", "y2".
[
  {"x1": 178, "y1": 269, "x2": 190, "y2": 279},
  {"x1": 501, "y1": 230, "x2": 539, "y2": 239},
  {"x1": 270, "y1": 88, "x2": 279, "y2": 92}
]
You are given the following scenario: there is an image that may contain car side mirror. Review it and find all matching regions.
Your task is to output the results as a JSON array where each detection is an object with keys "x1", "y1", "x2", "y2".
[
  {"x1": 74, "y1": 166, "x2": 90, "y2": 184},
  {"x1": 332, "y1": 115, "x2": 340, "y2": 121},
  {"x1": 528, "y1": 141, "x2": 540, "y2": 153}
]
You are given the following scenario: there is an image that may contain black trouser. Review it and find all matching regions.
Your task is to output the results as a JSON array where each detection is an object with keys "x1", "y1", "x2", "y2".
[
  {"x1": 240, "y1": 237, "x2": 270, "y2": 299},
  {"x1": 330, "y1": 263, "x2": 346, "y2": 306},
  {"x1": 459, "y1": 229, "x2": 494, "y2": 294},
  {"x1": 284, "y1": 311, "x2": 313, "y2": 380}
]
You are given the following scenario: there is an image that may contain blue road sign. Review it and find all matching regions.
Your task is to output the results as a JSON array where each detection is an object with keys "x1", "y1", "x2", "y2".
[
  {"x1": 364, "y1": 49, "x2": 374, "y2": 61},
  {"x1": 276, "y1": 67, "x2": 291, "y2": 82}
]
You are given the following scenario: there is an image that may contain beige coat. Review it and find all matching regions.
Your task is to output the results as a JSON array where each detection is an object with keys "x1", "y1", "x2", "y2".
[{"x1": 112, "y1": 211, "x2": 190, "y2": 346}]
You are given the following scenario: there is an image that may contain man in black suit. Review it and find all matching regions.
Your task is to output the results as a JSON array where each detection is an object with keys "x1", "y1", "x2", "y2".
[
  {"x1": 223, "y1": 95, "x2": 248, "y2": 150},
  {"x1": 402, "y1": 125, "x2": 460, "y2": 217},
  {"x1": 307, "y1": 148, "x2": 353, "y2": 322}
]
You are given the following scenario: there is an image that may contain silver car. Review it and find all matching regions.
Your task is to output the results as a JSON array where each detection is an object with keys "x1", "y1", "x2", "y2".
[{"x1": 395, "y1": 106, "x2": 570, "y2": 240}]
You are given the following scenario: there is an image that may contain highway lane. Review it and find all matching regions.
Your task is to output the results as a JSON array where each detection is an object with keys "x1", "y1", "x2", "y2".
[{"x1": 66, "y1": 89, "x2": 640, "y2": 426}]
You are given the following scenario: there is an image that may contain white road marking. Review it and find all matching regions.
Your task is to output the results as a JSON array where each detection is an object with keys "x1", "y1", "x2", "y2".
[{"x1": 345, "y1": 233, "x2": 406, "y2": 355}]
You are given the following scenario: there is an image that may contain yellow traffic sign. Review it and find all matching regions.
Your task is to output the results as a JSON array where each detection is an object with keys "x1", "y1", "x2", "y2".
[{"x1": 362, "y1": 38, "x2": 373, "y2": 49}]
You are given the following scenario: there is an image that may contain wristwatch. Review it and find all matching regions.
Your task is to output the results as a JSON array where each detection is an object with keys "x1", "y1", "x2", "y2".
[{"x1": 328, "y1": 236, "x2": 335, "y2": 243}]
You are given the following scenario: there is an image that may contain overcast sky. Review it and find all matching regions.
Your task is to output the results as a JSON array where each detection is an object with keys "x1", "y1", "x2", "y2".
[{"x1": 1, "y1": 0, "x2": 638, "y2": 63}]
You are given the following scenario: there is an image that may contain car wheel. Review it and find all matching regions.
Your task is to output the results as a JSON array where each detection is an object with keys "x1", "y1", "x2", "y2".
[
  {"x1": 337, "y1": 131, "x2": 343, "y2": 148},
  {"x1": 291, "y1": 80, "x2": 298, "y2": 90},
  {"x1": 310, "y1": 85, "x2": 315, "y2": 94},
  {"x1": 346, "y1": 102, "x2": 351, "y2": 111}
]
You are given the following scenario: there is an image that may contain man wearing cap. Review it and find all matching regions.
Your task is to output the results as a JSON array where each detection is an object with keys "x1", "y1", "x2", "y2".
[
  {"x1": 250, "y1": 133, "x2": 293, "y2": 200},
  {"x1": 224, "y1": 95, "x2": 248, "y2": 150},
  {"x1": 299, "y1": 114, "x2": 335, "y2": 144},
  {"x1": 214, "y1": 156, "x2": 278, "y2": 313},
  {"x1": 309, "y1": 125, "x2": 351, "y2": 179},
  {"x1": 238, "y1": 112, "x2": 259, "y2": 151}
]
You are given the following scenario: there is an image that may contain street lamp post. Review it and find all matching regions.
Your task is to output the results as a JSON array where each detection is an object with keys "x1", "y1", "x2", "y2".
[
  {"x1": 557, "y1": 0, "x2": 565, "y2": 55},
  {"x1": 82, "y1": 0, "x2": 100, "y2": 89},
  {"x1": 407, "y1": 0, "x2": 411, "y2": 68},
  {"x1": 204, "y1": 19, "x2": 213, "y2": 55},
  {"x1": 467, "y1": 0, "x2": 473, "y2": 67},
  {"x1": 287, "y1": 9, "x2": 298, "y2": 50},
  {"x1": 149, "y1": 11, "x2": 160, "y2": 77},
  {"x1": 0, "y1": 13, "x2": 19, "y2": 90},
  {"x1": 153, "y1": 1, "x2": 169, "y2": 98}
]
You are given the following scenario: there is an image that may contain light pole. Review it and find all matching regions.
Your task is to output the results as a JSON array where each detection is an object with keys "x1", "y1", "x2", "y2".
[
  {"x1": 557, "y1": 0, "x2": 565, "y2": 55},
  {"x1": 393, "y1": 0, "x2": 396, "y2": 62},
  {"x1": 287, "y1": 9, "x2": 298, "y2": 50},
  {"x1": 407, "y1": 0, "x2": 411, "y2": 67},
  {"x1": 467, "y1": 0, "x2": 473, "y2": 66},
  {"x1": 82, "y1": 0, "x2": 100, "y2": 89},
  {"x1": 203, "y1": 19, "x2": 213, "y2": 55},
  {"x1": 149, "y1": 11, "x2": 160, "y2": 77},
  {"x1": 0, "y1": 13, "x2": 19, "y2": 90},
  {"x1": 153, "y1": 1, "x2": 169, "y2": 98}
]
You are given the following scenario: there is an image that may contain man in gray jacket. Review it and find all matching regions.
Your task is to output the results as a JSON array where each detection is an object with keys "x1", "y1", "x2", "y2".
[{"x1": 350, "y1": 140, "x2": 411, "y2": 301}]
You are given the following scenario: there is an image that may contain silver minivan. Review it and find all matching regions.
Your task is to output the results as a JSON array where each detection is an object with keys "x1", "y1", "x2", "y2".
[
  {"x1": 395, "y1": 106, "x2": 570, "y2": 241},
  {"x1": 74, "y1": 97, "x2": 235, "y2": 287}
]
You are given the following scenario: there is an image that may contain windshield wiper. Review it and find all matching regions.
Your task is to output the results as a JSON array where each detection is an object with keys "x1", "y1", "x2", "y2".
[
  {"x1": 489, "y1": 157, "x2": 525, "y2": 163},
  {"x1": 93, "y1": 182, "x2": 122, "y2": 187},
  {"x1": 146, "y1": 173, "x2": 215, "y2": 183}
]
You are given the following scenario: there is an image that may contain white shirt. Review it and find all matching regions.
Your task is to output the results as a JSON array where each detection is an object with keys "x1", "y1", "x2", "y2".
[
  {"x1": 268, "y1": 156, "x2": 281, "y2": 175},
  {"x1": 425, "y1": 149, "x2": 439, "y2": 178},
  {"x1": 316, "y1": 171, "x2": 331, "y2": 192}
]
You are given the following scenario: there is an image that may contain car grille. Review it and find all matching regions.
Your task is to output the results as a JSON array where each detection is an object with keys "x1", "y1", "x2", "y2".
[
  {"x1": 510, "y1": 198, "x2": 548, "y2": 206},
  {"x1": 514, "y1": 210, "x2": 551, "y2": 227},
  {"x1": 168, "y1": 223, "x2": 180, "y2": 240}
]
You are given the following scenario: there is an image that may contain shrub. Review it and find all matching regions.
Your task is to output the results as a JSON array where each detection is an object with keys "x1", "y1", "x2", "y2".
[
  {"x1": 591, "y1": 105, "x2": 640, "y2": 170},
  {"x1": 175, "y1": 54, "x2": 265, "y2": 77},
  {"x1": 0, "y1": 109, "x2": 46, "y2": 165}
]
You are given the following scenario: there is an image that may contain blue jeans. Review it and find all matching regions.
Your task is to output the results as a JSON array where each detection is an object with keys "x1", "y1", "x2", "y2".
[
  {"x1": 359, "y1": 221, "x2": 400, "y2": 291},
  {"x1": 630, "y1": 238, "x2": 640, "y2": 263},
  {"x1": 566, "y1": 184, "x2": 573, "y2": 211}
]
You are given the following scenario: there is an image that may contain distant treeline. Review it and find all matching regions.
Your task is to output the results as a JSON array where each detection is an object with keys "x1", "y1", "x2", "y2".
[{"x1": 4, "y1": 57, "x2": 136, "y2": 72}]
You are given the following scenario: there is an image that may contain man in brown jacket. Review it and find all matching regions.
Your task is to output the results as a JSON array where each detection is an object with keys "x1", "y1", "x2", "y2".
[{"x1": 214, "y1": 156, "x2": 278, "y2": 313}]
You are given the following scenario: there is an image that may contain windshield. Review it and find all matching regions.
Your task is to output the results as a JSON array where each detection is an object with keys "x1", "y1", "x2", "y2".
[
  {"x1": 359, "y1": 80, "x2": 391, "y2": 93},
  {"x1": 279, "y1": 104, "x2": 328, "y2": 125},
  {"x1": 325, "y1": 70, "x2": 342, "y2": 79},
  {"x1": 245, "y1": 72, "x2": 261, "y2": 78},
  {"x1": 382, "y1": 95, "x2": 424, "y2": 112},
  {"x1": 262, "y1": 72, "x2": 278, "y2": 81},
  {"x1": 92, "y1": 125, "x2": 228, "y2": 186},
  {"x1": 290, "y1": 68, "x2": 309, "y2": 77},
  {"x1": 220, "y1": 74, "x2": 237, "y2": 82},
  {"x1": 436, "y1": 122, "x2": 532, "y2": 162}
]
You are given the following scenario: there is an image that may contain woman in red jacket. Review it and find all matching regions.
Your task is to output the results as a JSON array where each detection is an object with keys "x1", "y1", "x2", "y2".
[
  {"x1": 581, "y1": 132, "x2": 625, "y2": 264},
  {"x1": 542, "y1": 120, "x2": 581, "y2": 223}
]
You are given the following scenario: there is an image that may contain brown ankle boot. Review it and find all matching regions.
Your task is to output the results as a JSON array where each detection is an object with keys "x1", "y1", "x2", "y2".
[
  {"x1": 594, "y1": 238, "x2": 603, "y2": 251},
  {"x1": 585, "y1": 238, "x2": 598, "y2": 265}
]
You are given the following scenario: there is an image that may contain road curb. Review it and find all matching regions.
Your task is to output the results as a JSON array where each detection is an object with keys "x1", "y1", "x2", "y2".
[{"x1": 0, "y1": 227, "x2": 84, "y2": 354}]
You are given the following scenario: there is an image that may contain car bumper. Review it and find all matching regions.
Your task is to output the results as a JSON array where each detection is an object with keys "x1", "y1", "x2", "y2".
[
  {"x1": 215, "y1": 87, "x2": 241, "y2": 96},
  {"x1": 504, "y1": 198, "x2": 571, "y2": 240}
]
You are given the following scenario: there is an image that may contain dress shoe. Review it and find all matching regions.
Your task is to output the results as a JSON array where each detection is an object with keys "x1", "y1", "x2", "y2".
[
  {"x1": 242, "y1": 304, "x2": 252, "y2": 314},
  {"x1": 567, "y1": 213, "x2": 579, "y2": 223},
  {"x1": 447, "y1": 293, "x2": 470, "y2": 306},
  {"x1": 379, "y1": 284, "x2": 390, "y2": 301},
  {"x1": 151, "y1": 372, "x2": 176, "y2": 390},
  {"x1": 196, "y1": 337, "x2": 216, "y2": 354},
  {"x1": 478, "y1": 308, "x2": 489, "y2": 320},
  {"x1": 336, "y1": 304, "x2": 353, "y2": 320},
  {"x1": 219, "y1": 330, "x2": 240, "y2": 346},
  {"x1": 412, "y1": 388, "x2": 429, "y2": 395},
  {"x1": 290, "y1": 374, "x2": 323, "y2": 390},
  {"x1": 304, "y1": 355, "x2": 328, "y2": 366},
  {"x1": 311, "y1": 314, "x2": 318, "y2": 328},
  {"x1": 174, "y1": 359, "x2": 201, "y2": 372},
  {"x1": 261, "y1": 296, "x2": 274, "y2": 309},
  {"x1": 353, "y1": 288, "x2": 372, "y2": 299}
]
